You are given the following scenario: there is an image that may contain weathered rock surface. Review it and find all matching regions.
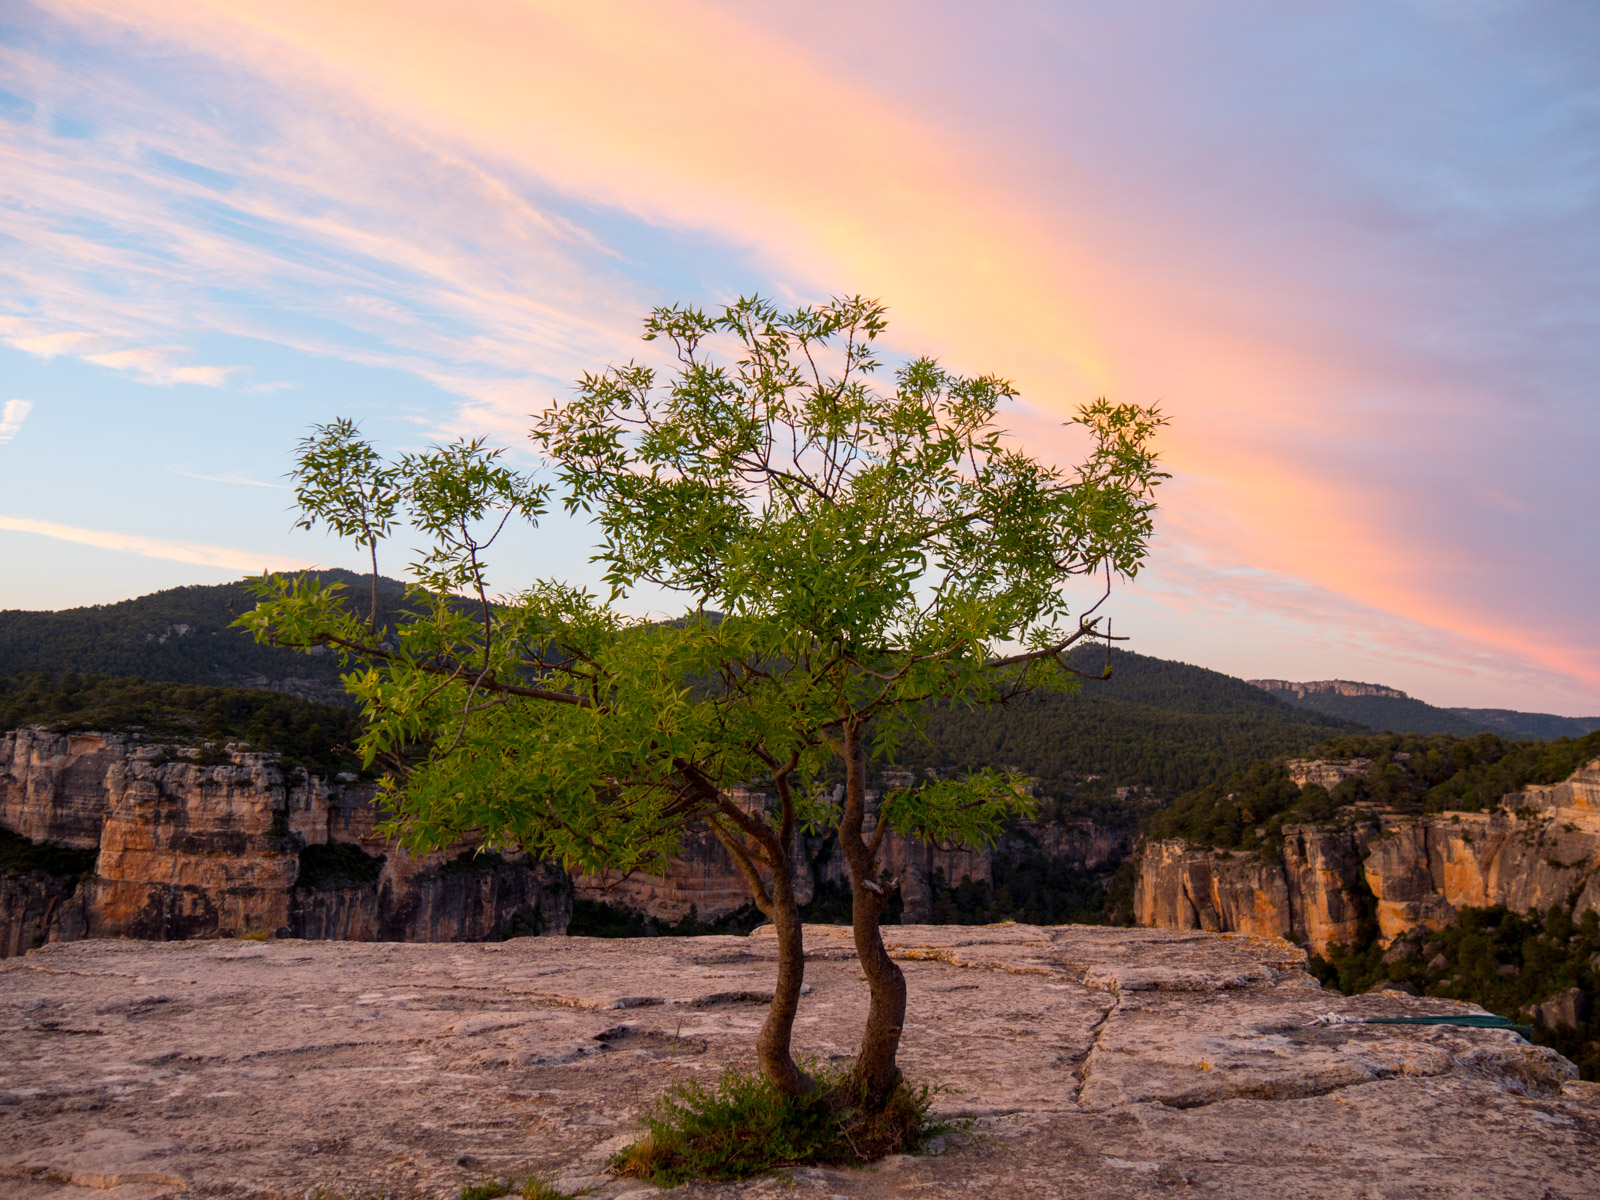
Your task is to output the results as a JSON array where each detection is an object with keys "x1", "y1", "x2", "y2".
[
  {"x1": 0, "y1": 729, "x2": 570, "y2": 955},
  {"x1": 1137, "y1": 757, "x2": 1600, "y2": 954},
  {"x1": 1, "y1": 925, "x2": 1593, "y2": 1199}
]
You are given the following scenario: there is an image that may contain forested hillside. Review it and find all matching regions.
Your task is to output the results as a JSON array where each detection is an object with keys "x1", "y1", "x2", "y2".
[
  {"x1": 4, "y1": 580, "x2": 1363, "y2": 810},
  {"x1": 899, "y1": 647, "x2": 1360, "y2": 814},
  {"x1": 1145, "y1": 729, "x2": 1600, "y2": 851},
  {"x1": 0, "y1": 571, "x2": 407, "y2": 701}
]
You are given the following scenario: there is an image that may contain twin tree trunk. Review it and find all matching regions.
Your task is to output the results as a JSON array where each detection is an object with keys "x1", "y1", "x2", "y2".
[
  {"x1": 840, "y1": 720, "x2": 908, "y2": 1106},
  {"x1": 718, "y1": 722, "x2": 908, "y2": 1107}
]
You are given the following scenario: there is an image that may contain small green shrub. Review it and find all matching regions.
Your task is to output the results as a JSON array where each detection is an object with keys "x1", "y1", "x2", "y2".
[
  {"x1": 458, "y1": 1175, "x2": 570, "y2": 1200},
  {"x1": 612, "y1": 1064, "x2": 944, "y2": 1186},
  {"x1": 567, "y1": 898, "x2": 765, "y2": 938}
]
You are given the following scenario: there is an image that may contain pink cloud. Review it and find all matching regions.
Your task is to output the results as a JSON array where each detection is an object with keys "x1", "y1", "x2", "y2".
[{"x1": 25, "y1": 0, "x2": 1600, "y2": 709}]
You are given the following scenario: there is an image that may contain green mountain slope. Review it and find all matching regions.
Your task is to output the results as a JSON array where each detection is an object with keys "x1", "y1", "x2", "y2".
[
  {"x1": 899, "y1": 647, "x2": 1362, "y2": 815},
  {"x1": 1448, "y1": 707, "x2": 1600, "y2": 741},
  {"x1": 0, "y1": 571, "x2": 409, "y2": 701}
]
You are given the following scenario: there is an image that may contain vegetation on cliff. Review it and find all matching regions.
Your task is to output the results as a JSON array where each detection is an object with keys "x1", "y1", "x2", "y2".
[
  {"x1": 0, "y1": 826, "x2": 97, "y2": 880},
  {"x1": 0, "y1": 672, "x2": 367, "y2": 777},
  {"x1": 1311, "y1": 900, "x2": 1600, "y2": 1081},
  {"x1": 1145, "y1": 729, "x2": 1600, "y2": 850},
  {"x1": 928, "y1": 854, "x2": 1138, "y2": 926}
]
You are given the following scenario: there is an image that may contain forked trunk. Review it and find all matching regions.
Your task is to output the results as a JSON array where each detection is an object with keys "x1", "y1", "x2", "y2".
[
  {"x1": 757, "y1": 861, "x2": 815, "y2": 1096},
  {"x1": 705, "y1": 798, "x2": 814, "y2": 1097},
  {"x1": 839, "y1": 722, "x2": 907, "y2": 1107},
  {"x1": 848, "y1": 873, "x2": 907, "y2": 1104}
]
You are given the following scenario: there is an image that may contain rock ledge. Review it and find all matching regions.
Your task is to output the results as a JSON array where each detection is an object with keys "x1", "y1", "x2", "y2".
[{"x1": 2, "y1": 924, "x2": 1596, "y2": 1199}]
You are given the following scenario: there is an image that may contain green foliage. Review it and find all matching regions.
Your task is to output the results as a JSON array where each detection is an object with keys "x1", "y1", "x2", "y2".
[
  {"x1": 612, "y1": 1064, "x2": 942, "y2": 1185},
  {"x1": 1145, "y1": 730, "x2": 1600, "y2": 850},
  {"x1": 457, "y1": 1175, "x2": 571, "y2": 1200},
  {"x1": 0, "y1": 672, "x2": 367, "y2": 778},
  {"x1": 928, "y1": 853, "x2": 1133, "y2": 926},
  {"x1": 240, "y1": 295, "x2": 1168, "y2": 873},
  {"x1": 567, "y1": 898, "x2": 766, "y2": 937},
  {"x1": 296, "y1": 842, "x2": 386, "y2": 889},
  {"x1": 1310, "y1": 901, "x2": 1600, "y2": 1081},
  {"x1": 0, "y1": 827, "x2": 97, "y2": 880}
]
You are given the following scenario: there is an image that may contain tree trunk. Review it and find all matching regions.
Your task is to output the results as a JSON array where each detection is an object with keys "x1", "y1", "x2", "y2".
[
  {"x1": 705, "y1": 805, "x2": 814, "y2": 1097},
  {"x1": 839, "y1": 721, "x2": 907, "y2": 1107},
  {"x1": 757, "y1": 858, "x2": 815, "y2": 1096}
]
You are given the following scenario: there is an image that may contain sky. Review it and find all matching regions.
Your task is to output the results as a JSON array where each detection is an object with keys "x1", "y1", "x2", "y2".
[{"x1": 1, "y1": 1, "x2": 1596, "y2": 715}]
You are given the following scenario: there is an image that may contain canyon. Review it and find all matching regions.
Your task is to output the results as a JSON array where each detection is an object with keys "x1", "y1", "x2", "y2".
[
  {"x1": 11, "y1": 716, "x2": 1600, "y2": 974},
  {"x1": 2, "y1": 725, "x2": 1129, "y2": 957},
  {"x1": 0, "y1": 728, "x2": 570, "y2": 957},
  {"x1": 1135, "y1": 756, "x2": 1600, "y2": 954},
  {"x1": 575, "y1": 792, "x2": 1129, "y2": 925}
]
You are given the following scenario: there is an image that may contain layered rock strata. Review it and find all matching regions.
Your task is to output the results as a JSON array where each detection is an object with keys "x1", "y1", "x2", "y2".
[
  {"x1": 1136, "y1": 757, "x2": 1600, "y2": 953},
  {"x1": 0, "y1": 728, "x2": 569, "y2": 955},
  {"x1": 2, "y1": 925, "x2": 1593, "y2": 1198}
]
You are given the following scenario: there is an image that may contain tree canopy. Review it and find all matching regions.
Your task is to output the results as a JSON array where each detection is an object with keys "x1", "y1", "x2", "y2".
[{"x1": 241, "y1": 293, "x2": 1167, "y2": 1107}]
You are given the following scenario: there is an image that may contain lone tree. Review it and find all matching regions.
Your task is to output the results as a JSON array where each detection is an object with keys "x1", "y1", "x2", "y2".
[{"x1": 242, "y1": 294, "x2": 1165, "y2": 1111}]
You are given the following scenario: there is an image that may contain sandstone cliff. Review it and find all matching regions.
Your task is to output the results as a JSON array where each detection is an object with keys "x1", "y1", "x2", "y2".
[
  {"x1": 0, "y1": 727, "x2": 570, "y2": 956},
  {"x1": 1136, "y1": 756, "x2": 1600, "y2": 953}
]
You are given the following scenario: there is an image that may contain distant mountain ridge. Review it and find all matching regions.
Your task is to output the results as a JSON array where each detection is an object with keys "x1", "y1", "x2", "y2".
[
  {"x1": 0, "y1": 571, "x2": 408, "y2": 704},
  {"x1": 1248, "y1": 678, "x2": 1600, "y2": 741}
]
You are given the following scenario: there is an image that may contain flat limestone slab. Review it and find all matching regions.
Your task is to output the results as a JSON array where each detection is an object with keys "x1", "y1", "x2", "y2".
[{"x1": 1, "y1": 925, "x2": 1595, "y2": 1199}]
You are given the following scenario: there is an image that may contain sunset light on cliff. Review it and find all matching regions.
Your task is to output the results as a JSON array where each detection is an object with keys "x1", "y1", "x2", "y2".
[{"x1": 1, "y1": 1, "x2": 1596, "y2": 714}]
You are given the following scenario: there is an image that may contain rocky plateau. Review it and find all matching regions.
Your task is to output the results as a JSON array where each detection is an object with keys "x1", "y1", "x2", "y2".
[{"x1": 1, "y1": 924, "x2": 1595, "y2": 1199}]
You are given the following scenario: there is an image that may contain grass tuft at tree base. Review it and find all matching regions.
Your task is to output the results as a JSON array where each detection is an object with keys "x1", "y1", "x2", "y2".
[
  {"x1": 457, "y1": 1174, "x2": 571, "y2": 1200},
  {"x1": 611, "y1": 1063, "x2": 947, "y2": 1186}
]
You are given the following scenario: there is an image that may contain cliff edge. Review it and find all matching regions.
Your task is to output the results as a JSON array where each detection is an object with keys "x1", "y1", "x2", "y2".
[
  {"x1": 2, "y1": 924, "x2": 1595, "y2": 1198},
  {"x1": 1135, "y1": 756, "x2": 1600, "y2": 955},
  {"x1": 0, "y1": 727, "x2": 570, "y2": 955}
]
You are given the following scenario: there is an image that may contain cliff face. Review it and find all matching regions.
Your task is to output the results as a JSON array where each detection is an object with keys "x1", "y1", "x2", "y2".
[
  {"x1": 575, "y1": 805, "x2": 1131, "y2": 925},
  {"x1": 0, "y1": 728, "x2": 570, "y2": 956},
  {"x1": 1136, "y1": 757, "x2": 1600, "y2": 954}
]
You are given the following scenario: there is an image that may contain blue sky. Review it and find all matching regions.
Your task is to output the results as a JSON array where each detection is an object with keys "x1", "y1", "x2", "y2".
[{"x1": 2, "y1": 1, "x2": 1597, "y2": 714}]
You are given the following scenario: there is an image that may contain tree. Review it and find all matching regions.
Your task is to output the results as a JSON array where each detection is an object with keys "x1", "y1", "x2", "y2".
[
  {"x1": 242, "y1": 293, "x2": 1166, "y2": 1110},
  {"x1": 288, "y1": 417, "x2": 403, "y2": 631},
  {"x1": 534, "y1": 295, "x2": 1166, "y2": 1102}
]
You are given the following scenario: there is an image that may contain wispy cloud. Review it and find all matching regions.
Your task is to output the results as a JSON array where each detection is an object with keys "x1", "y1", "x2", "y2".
[
  {"x1": 0, "y1": 513, "x2": 312, "y2": 573},
  {"x1": 167, "y1": 466, "x2": 288, "y2": 490},
  {"x1": 0, "y1": 400, "x2": 32, "y2": 445},
  {"x1": 81, "y1": 347, "x2": 243, "y2": 387}
]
